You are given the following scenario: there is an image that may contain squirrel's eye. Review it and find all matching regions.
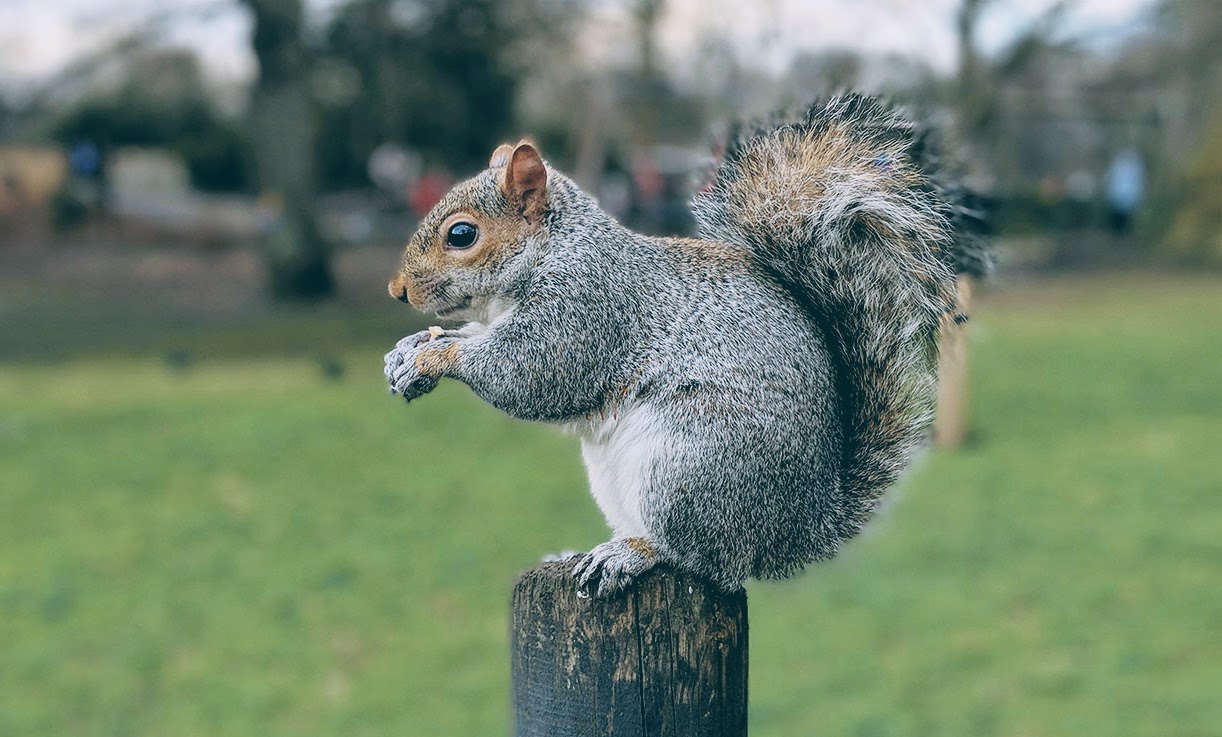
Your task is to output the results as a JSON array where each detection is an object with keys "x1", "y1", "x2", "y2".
[{"x1": 445, "y1": 222, "x2": 478, "y2": 249}]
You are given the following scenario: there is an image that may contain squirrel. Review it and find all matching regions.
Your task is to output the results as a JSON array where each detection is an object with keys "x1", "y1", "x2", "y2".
[{"x1": 384, "y1": 94, "x2": 989, "y2": 596}]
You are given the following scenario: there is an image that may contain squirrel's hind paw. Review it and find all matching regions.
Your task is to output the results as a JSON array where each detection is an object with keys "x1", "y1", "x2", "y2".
[{"x1": 573, "y1": 537, "x2": 658, "y2": 597}]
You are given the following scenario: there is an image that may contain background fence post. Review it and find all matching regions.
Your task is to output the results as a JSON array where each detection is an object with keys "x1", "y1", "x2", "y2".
[
  {"x1": 510, "y1": 560, "x2": 748, "y2": 737},
  {"x1": 936, "y1": 273, "x2": 974, "y2": 448}
]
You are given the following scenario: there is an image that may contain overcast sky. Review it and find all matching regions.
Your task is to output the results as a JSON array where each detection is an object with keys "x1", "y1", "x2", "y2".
[{"x1": 0, "y1": 0, "x2": 1160, "y2": 90}]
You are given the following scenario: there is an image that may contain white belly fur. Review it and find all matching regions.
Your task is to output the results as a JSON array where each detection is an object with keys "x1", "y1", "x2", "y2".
[{"x1": 578, "y1": 403, "x2": 673, "y2": 537}]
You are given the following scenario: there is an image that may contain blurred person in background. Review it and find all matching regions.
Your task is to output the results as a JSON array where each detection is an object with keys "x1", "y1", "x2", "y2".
[{"x1": 1105, "y1": 148, "x2": 1145, "y2": 234}]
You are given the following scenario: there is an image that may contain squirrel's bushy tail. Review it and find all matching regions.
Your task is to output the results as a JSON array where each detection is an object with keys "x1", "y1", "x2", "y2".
[{"x1": 692, "y1": 94, "x2": 985, "y2": 545}]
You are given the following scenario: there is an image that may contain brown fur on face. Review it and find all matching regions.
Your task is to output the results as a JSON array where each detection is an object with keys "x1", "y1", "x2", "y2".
[
  {"x1": 387, "y1": 142, "x2": 550, "y2": 313},
  {"x1": 388, "y1": 272, "x2": 410, "y2": 302}
]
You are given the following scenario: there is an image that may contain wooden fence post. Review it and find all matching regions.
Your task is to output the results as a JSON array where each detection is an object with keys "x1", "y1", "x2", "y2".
[
  {"x1": 936, "y1": 273, "x2": 974, "y2": 448},
  {"x1": 510, "y1": 560, "x2": 748, "y2": 737}
]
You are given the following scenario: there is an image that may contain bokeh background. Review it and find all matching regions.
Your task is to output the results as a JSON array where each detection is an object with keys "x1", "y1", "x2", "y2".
[{"x1": 1, "y1": 1, "x2": 1219, "y2": 735}]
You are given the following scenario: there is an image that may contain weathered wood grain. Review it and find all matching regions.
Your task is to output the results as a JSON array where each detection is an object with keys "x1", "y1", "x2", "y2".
[{"x1": 511, "y1": 560, "x2": 748, "y2": 737}]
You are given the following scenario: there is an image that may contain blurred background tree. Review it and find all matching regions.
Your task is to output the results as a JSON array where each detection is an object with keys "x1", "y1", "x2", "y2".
[
  {"x1": 242, "y1": 0, "x2": 335, "y2": 301},
  {"x1": 2, "y1": 0, "x2": 1221, "y2": 299},
  {"x1": 316, "y1": 0, "x2": 582, "y2": 185},
  {"x1": 1155, "y1": 0, "x2": 1222, "y2": 265}
]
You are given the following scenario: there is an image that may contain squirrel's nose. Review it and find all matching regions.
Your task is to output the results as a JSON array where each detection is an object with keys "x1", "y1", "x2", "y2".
[{"x1": 388, "y1": 276, "x2": 411, "y2": 303}]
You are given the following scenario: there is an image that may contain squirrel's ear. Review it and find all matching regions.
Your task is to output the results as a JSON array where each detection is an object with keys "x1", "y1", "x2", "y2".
[
  {"x1": 488, "y1": 143, "x2": 514, "y2": 168},
  {"x1": 503, "y1": 143, "x2": 547, "y2": 221}
]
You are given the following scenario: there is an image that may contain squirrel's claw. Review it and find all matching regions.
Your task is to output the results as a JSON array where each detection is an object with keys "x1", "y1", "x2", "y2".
[
  {"x1": 573, "y1": 538, "x2": 658, "y2": 597},
  {"x1": 383, "y1": 328, "x2": 442, "y2": 401}
]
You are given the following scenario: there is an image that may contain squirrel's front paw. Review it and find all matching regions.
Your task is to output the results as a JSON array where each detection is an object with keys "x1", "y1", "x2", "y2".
[
  {"x1": 573, "y1": 537, "x2": 659, "y2": 597},
  {"x1": 383, "y1": 329, "x2": 445, "y2": 401}
]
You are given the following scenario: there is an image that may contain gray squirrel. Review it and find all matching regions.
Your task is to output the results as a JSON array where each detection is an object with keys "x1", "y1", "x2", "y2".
[{"x1": 384, "y1": 94, "x2": 989, "y2": 596}]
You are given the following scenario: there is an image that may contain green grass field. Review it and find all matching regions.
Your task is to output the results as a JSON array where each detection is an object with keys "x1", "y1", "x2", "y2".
[{"x1": 1, "y1": 273, "x2": 1219, "y2": 736}]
